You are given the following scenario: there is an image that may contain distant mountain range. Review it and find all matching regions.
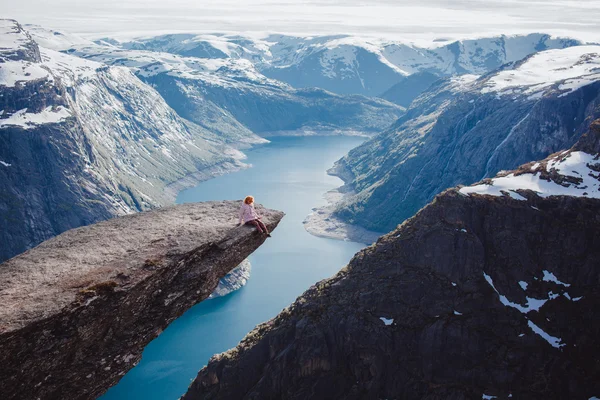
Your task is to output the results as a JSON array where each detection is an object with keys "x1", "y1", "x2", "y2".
[{"x1": 101, "y1": 32, "x2": 586, "y2": 97}]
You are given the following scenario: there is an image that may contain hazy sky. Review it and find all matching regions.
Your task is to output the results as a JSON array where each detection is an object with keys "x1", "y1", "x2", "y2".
[{"x1": 3, "y1": 0, "x2": 600, "y2": 42}]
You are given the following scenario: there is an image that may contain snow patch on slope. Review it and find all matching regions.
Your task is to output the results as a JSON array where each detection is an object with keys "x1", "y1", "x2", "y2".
[
  {"x1": 461, "y1": 151, "x2": 600, "y2": 199},
  {"x1": 481, "y1": 45, "x2": 600, "y2": 98},
  {"x1": 483, "y1": 273, "x2": 548, "y2": 313},
  {"x1": 527, "y1": 320, "x2": 565, "y2": 349},
  {"x1": 0, "y1": 60, "x2": 50, "y2": 87},
  {"x1": 0, "y1": 106, "x2": 71, "y2": 129}
]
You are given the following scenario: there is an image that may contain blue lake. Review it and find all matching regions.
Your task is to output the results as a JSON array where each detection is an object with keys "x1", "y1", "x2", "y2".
[{"x1": 101, "y1": 136, "x2": 366, "y2": 399}]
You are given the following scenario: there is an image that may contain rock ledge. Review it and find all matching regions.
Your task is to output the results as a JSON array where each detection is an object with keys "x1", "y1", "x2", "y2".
[{"x1": 0, "y1": 201, "x2": 284, "y2": 400}]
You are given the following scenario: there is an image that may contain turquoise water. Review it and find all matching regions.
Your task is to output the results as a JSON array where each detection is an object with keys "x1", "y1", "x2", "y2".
[{"x1": 101, "y1": 136, "x2": 366, "y2": 400}]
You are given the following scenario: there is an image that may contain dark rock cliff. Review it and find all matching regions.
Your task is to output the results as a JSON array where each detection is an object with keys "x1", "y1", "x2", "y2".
[
  {"x1": 0, "y1": 120, "x2": 116, "y2": 265},
  {"x1": 183, "y1": 128, "x2": 600, "y2": 399},
  {"x1": 0, "y1": 201, "x2": 284, "y2": 400}
]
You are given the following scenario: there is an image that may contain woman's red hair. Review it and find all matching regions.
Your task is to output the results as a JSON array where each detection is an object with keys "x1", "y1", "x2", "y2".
[{"x1": 244, "y1": 196, "x2": 254, "y2": 204}]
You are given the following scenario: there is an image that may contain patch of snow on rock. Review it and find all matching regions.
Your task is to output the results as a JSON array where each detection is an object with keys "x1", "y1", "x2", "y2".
[
  {"x1": 0, "y1": 106, "x2": 71, "y2": 129},
  {"x1": 208, "y1": 259, "x2": 251, "y2": 299},
  {"x1": 484, "y1": 273, "x2": 547, "y2": 313},
  {"x1": 461, "y1": 151, "x2": 600, "y2": 199},
  {"x1": 527, "y1": 320, "x2": 565, "y2": 349},
  {"x1": 542, "y1": 270, "x2": 571, "y2": 287},
  {"x1": 0, "y1": 60, "x2": 50, "y2": 87},
  {"x1": 380, "y1": 317, "x2": 393, "y2": 326},
  {"x1": 481, "y1": 46, "x2": 600, "y2": 98}
]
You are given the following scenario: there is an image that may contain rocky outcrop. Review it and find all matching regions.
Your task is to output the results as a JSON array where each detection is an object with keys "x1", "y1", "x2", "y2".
[
  {"x1": 182, "y1": 126, "x2": 600, "y2": 399},
  {"x1": 333, "y1": 46, "x2": 600, "y2": 233},
  {"x1": 0, "y1": 201, "x2": 284, "y2": 400}
]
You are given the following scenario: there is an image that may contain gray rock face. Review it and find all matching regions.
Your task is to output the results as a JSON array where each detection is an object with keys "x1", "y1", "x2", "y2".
[
  {"x1": 0, "y1": 201, "x2": 284, "y2": 400},
  {"x1": 333, "y1": 48, "x2": 600, "y2": 233},
  {"x1": 182, "y1": 128, "x2": 600, "y2": 400},
  {"x1": 0, "y1": 20, "x2": 41, "y2": 63}
]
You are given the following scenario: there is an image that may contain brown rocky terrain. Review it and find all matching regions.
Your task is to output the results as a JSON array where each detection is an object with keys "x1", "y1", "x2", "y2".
[
  {"x1": 183, "y1": 125, "x2": 600, "y2": 399},
  {"x1": 0, "y1": 201, "x2": 284, "y2": 400}
]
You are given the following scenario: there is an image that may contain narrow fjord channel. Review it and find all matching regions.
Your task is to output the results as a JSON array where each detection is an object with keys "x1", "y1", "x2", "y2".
[{"x1": 101, "y1": 136, "x2": 366, "y2": 399}]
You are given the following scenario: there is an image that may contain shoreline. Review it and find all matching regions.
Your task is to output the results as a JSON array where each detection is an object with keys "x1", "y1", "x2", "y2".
[
  {"x1": 302, "y1": 187, "x2": 382, "y2": 245},
  {"x1": 303, "y1": 159, "x2": 383, "y2": 245},
  {"x1": 259, "y1": 128, "x2": 373, "y2": 138}
]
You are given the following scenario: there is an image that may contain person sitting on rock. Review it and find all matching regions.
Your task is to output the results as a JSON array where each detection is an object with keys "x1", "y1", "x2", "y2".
[{"x1": 239, "y1": 195, "x2": 271, "y2": 237}]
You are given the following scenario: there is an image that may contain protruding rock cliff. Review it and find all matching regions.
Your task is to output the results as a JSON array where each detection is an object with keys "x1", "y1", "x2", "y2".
[
  {"x1": 0, "y1": 201, "x2": 284, "y2": 400},
  {"x1": 183, "y1": 124, "x2": 600, "y2": 399}
]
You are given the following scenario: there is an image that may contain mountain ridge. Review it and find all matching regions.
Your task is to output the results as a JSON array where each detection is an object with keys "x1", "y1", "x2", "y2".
[{"x1": 105, "y1": 31, "x2": 588, "y2": 96}]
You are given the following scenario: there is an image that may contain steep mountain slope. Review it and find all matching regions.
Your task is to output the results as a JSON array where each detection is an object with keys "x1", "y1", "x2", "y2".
[
  {"x1": 379, "y1": 71, "x2": 440, "y2": 107},
  {"x1": 183, "y1": 121, "x2": 600, "y2": 400},
  {"x1": 0, "y1": 20, "x2": 247, "y2": 262},
  {"x1": 115, "y1": 32, "x2": 585, "y2": 97},
  {"x1": 332, "y1": 46, "x2": 600, "y2": 233},
  {"x1": 28, "y1": 26, "x2": 405, "y2": 136}
]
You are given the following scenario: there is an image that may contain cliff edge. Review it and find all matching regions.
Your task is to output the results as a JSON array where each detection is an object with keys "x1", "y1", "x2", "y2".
[{"x1": 0, "y1": 201, "x2": 284, "y2": 400}]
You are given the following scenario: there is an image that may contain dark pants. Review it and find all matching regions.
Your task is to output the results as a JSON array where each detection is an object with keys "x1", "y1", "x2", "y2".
[{"x1": 246, "y1": 219, "x2": 268, "y2": 234}]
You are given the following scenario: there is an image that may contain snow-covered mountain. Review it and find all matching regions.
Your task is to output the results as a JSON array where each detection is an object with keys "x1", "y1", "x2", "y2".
[
  {"x1": 27, "y1": 26, "x2": 404, "y2": 136},
  {"x1": 0, "y1": 20, "x2": 250, "y2": 262},
  {"x1": 110, "y1": 32, "x2": 586, "y2": 97},
  {"x1": 331, "y1": 45, "x2": 600, "y2": 233}
]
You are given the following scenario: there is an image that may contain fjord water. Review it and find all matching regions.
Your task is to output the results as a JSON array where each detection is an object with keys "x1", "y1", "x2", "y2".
[{"x1": 101, "y1": 136, "x2": 366, "y2": 400}]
